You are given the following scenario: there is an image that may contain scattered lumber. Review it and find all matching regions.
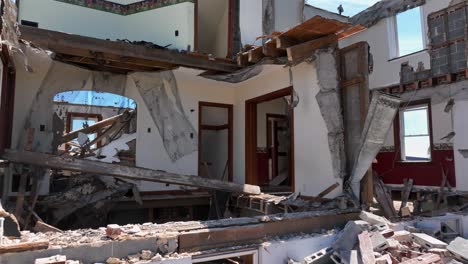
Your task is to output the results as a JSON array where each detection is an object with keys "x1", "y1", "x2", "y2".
[
  {"x1": 0, "y1": 240, "x2": 49, "y2": 254},
  {"x1": 61, "y1": 110, "x2": 133, "y2": 144},
  {"x1": 373, "y1": 173, "x2": 397, "y2": 219},
  {"x1": 317, "y1": 182, "x2": 340, "y2": 198},
  {"x1": 1, "y1": 150, "x2": 261, "y2": 195}
]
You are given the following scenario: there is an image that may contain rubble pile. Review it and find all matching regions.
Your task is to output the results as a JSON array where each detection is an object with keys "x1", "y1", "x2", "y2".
[{"x1": 294, "y1": 211, "x2": 468, "y2": 264}]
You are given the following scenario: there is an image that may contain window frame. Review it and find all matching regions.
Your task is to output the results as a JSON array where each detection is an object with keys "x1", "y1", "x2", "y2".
[
  {"x1": 388, "y1": 6, "x2": 427, "y2": 59},
  {"x1": 394, "y1": 99, "x2": 434, "y2": 164},
  {"x1": 65, "y1": 112, "x2": 103, "y2": 149}
]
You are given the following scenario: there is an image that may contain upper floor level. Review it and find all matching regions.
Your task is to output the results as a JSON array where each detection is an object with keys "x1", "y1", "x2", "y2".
[
  {"x1": 17, "y1": 0, "x2": 347, "y2": 59},
  {"x1": 339, "y1": 0, "x2": 466, "y2": 89}
]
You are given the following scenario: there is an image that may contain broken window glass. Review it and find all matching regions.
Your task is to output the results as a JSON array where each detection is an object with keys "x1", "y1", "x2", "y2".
[
  {"x1": 400, "y1": 104, "x2": 431, "y2": 161},
  {"x1": 395, "y1": 7, "x2": 424, "y2": 56}
]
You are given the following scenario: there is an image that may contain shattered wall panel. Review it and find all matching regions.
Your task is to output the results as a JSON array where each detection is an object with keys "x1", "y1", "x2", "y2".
[
  {"x1": 131, "y1": 71, "x2": 197, "y2": 162},
  {"x1": 17, "y1": 60, "x2": 127, "y2": 153}
]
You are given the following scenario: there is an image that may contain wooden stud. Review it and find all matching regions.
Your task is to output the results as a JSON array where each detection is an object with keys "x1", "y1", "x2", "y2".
[{"x1": 247, "y1": 46, "x2": 264, "y2": 63}]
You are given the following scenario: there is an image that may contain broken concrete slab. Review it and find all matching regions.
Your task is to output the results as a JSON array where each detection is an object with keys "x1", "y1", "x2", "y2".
[
  {"x1": 34, "y1": 255, "x2": 66, "y2": 264},
  {"x1": 332, "y1": 220, "x2": 369, "y2": 251},
  {"x1": 392, "y1": 230, "x2": 412, "y2": 243},
  {"x1": 411, "y1": 233, "x2": 447, "y2": 249},
  {"x1": 359, "y1": 211, "x2": 392, "y2": 226},
  {"x1": 447, "y1": 237, "x2": 468, "y2": 262},
  {"x1": 303, "y1": 247, "x2": 333, "y2": 264},
  {"x1": 370, "y1": 232, "x2": 389, "y2": 252}
]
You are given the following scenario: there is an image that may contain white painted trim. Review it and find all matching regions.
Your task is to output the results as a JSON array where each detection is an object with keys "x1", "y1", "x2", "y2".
[
  {"x1": 192, "y1": 249, "x2": 259, "y2": 264},
  {"x1": 387, "y1": 16, "x2": 399, "y2": 59}
]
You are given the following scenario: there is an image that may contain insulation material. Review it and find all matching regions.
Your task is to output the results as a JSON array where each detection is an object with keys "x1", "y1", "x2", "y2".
[
  {"x1": 131, "y1": 71, "x2": 197, "y2": 162},
  {"x1": 349, "y1": 92, "x2": 401, "y2": 198}
]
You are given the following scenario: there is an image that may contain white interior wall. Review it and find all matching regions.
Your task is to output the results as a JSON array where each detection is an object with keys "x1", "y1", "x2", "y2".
[
  {"x1": 239, "y1": 0, "x2": 262, "y2": 46},
  {"x1": 200, "y1": 106, "x2": 229, "y2": 179},
  {"x1": 233, "y1": 63, "x2": 341, "y2": 197},
  {"x1": 273, "y1": 0, "x2": 303, "y2": 32},
  {"x1": 197, "y1": 0, "x2": 229, "y2": 57},
  {"x1": 454, "y1": 100, "x2": 468, "y2": 191},
  {"x1": 339, "y1": 0, "x2": 452, "y2": 89},
  {"x1": 256, "y1": 97, "x2": 287, "y2": 148},
  {"x1": 201, "y1": 130, "x2": 228, "y2": 179},
  {"x1": 126, "y1": 68, "x2": 236, "y2": 192},
  {"x1": 19, "y1": 0, "x2": 194, "y2": 50},
  {"x1": 11, "y1": 46, "x2": 339, "y2": 197}
]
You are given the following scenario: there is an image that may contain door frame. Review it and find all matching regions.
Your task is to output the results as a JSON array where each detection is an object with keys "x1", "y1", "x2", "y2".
[
  {"x1": 245, "y1": 87, "x2": 294, "y2": 190},
  {"x1": 198, "y1": 101, "x2": 233, "y2": 182}
]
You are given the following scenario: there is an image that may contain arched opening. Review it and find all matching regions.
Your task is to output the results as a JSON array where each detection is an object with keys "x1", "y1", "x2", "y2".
[{"x1": 53, "y1": 90, "x2": 137, "y2": 163}]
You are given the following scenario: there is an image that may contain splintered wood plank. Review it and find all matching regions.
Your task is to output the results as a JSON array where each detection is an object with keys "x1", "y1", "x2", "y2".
[
  {"x1": 373, "y1": 173, "x2": 397, "y2": 219},
  {"x1": 19, "y1": 25, "x2": 239, "y2": 73},
  {"x1": 317, "y1": 182, "x2": 340, "y2": 198},
  {"x1": 0, "y1": 241, "x2": 49, "y2": 254},
  {"x1": 2, "y1": 150, "x2": 261, "y2": 195},
  {"x1": 286, "y1": 34, "x2": 338, "y2": 62},
  {"x1": 358, "y1": 231, "x2": 376, "y2": 264}
]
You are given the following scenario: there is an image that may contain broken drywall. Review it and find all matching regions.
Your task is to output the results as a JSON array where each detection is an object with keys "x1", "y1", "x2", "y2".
[
  {"x1": 130, "y1": 71, "x2": 198, "y2": 162},
  {"x1": 351, "y1": 0, "x2": 426, "y2": 28},
  {"x1": 315, "y1": 48, "x2": 346, "y2": 179},
  {"x1": 349, "y1": 92, "x2": 401, "y2": 198}
]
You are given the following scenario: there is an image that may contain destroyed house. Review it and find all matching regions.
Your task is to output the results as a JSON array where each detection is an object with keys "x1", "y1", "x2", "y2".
[{"x1": 0, "y1": 0, "x2": 467, "y2": 263}]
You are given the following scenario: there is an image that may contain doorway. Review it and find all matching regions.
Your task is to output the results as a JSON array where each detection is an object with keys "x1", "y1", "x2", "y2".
[
  {"x1": 245, "y1": 87, "x2": 294, "y2": 192},
  {"x1": 198, "y1": 102, "x2": 233, "y2": 182}
]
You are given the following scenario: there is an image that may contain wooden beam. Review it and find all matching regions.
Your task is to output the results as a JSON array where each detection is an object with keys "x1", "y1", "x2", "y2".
[
  {"x1": 61, "y1": 111, "x2": 131, "y2": 143},
  {"x1": 237, "y1": 52, "x2": 249, "y2": 67},
  {"x1": 275, "y1": 35, "x2": 299, "y2": 50},
  {"x1": 247, "y1": 46, "x2": 264, "y2": 63},
  {"x1": 179, "y1": 210, "x2": 359, "y2": 252},
  {"x1": 19, "y1": 25, "x2": 239, "y2": 73},
  {"x1": 262, "y1": 39, "x2": 286, "y2": 58},
  {"x1": 286, "y1": 34, "x2": 338, "y2": 62},
  {"x1": 0, "y1": 241, "x2": 49, "y2": 254},
  {"x1": 56, "y1": 55, "x2": 165, "y2": 72},
  {"x1": 1, "y1": 150, "x2": 262, "y2": 195}
]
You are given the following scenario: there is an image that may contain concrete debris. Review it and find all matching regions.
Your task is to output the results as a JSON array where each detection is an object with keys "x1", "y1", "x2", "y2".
[
  {"x1": 447, "y1": 237, "x2": 468, "y2": 262},
  {"x1": 329, "y1": 211, "x2": 465, "y2": 264}
]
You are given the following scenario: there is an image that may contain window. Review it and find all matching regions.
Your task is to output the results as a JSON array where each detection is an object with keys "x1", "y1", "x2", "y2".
[
  {"x1": 67, "y1": 113, "x2": 102, "y2": 149},
  {"x1": 399, "y1": 104, "x2": 431, "y2": 161},
  {"x1": 393, "y1": 7, "x2": 425, "y2": 57}
]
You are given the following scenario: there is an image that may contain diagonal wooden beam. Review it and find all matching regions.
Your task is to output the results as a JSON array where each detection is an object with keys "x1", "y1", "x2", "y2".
[
  {"x1": 61, "y1": 110, "x2": 133, "y2": 144},
  {"x1": 2, "y1": 150, "x2": 261, "y2": 195}
]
